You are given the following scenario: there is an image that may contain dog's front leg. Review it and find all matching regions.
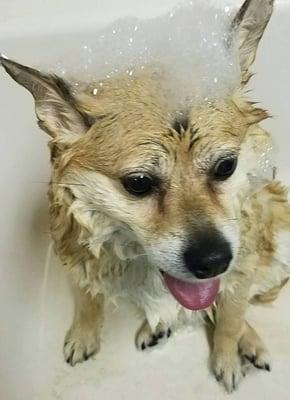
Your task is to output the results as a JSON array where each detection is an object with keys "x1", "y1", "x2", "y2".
[
  {"x1": 211, "y1": 285, "x2": 249, "y2": 392},
  {"x1": 64, "y1": 280, "x2": 104, "y2": 366}
]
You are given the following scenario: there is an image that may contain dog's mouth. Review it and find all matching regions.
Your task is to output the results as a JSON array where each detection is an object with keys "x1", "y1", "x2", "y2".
[{"x1": 163, "y1": 273, "x2": 220, "y2": 311}]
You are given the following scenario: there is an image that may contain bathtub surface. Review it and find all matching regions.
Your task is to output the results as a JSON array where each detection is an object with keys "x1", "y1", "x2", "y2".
[{"x1": 1, "y1": 1, "x2": 290, "y2": 399}]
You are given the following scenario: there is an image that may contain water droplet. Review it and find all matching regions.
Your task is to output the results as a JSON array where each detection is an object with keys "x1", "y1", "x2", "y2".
[
  {"x1": 134, "y1": 25, "x2": 138, "y2": 31},
  {"x1": 93, "y1": 88, "x2": 98, "y2": 95},
  {"x1": 224, "y1": 6, "x2": 230, "y2": 13}
]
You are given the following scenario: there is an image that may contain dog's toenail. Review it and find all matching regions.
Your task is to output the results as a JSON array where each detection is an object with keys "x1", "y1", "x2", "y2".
[
  {"x1": 148, "y1": 339, "x2": 158, "y2": 347},
  {"x1": 245, "y1": 355, "x2": 256, "y2": 364},
  {"x1": 265, "y1": 364, "x2": 271, "y2": 372},
  {"x1": 157, "y1": 331, "x2": 164, "y2": 339},
  {"x1": 215, "y1": 372, "x2": 223, "y2": 382},
  {"x1": 232, "y1": 374, "x2": 236, "y2": 391},
  {"x1": 66, "y1": 349, "x2": 75, "y2": 366}
]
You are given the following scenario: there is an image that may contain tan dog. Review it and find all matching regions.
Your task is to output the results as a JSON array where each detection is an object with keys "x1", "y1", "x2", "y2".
[{"x1": 1, "y1": 0, "x2": 289, "y2": 393}]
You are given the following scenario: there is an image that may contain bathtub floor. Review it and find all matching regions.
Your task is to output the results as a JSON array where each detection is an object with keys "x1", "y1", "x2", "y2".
[{"x1": 0, "y1": 251, "x2": 290, "y2": 400}]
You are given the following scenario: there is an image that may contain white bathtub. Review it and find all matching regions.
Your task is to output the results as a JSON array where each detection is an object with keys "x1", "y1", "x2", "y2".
[{"x1": 1, "y1": 1, "x2": 290, "y2": 399}]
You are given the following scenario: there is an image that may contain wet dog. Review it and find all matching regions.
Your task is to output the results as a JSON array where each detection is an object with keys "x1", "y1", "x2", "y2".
[{"x1": 1, "y1": 0, "x2": 289, "y2": 392}]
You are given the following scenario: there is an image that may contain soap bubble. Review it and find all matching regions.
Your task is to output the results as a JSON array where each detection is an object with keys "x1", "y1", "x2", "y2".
[{"x1": 49, "y1": 0, "x2": 240, "y2": 108}]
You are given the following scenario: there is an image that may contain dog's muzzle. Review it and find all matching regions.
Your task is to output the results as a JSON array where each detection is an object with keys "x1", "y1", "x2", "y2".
[{"x1": 183, "y1": 227, "x2": 232, "y2": 279}]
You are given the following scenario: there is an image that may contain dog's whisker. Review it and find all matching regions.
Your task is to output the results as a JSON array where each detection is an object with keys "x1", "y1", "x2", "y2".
[
  {"x1": 38, "y1": 241, "x2": 53, "y2": 351},
  {"x1": 32, "y1": 181, "x2": 85, "y2": 186},
  {"x1": 31, "y1": 181, "x2": 51, "y2": 185},
  {"x1": 52, "y1": 182, "x2": 86, "y2": 187},
  {"x1": 129, "y1": 253, "x2": 148, "y2": 260}
]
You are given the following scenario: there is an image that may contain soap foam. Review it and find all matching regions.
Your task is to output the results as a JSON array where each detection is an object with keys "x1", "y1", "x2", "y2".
[{"x1": 51, "y1": 0, "x2": 241, "y2": 107}]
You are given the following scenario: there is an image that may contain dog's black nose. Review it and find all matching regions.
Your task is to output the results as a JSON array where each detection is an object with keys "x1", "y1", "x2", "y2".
[{"x1": 183, "y1": 228, "x2": 232, "y2": 279}]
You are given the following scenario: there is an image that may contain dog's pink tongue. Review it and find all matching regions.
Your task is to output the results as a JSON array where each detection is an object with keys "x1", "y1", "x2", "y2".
[{"x1": 164, "y1": 274, "x2": 220, "y2": 311}]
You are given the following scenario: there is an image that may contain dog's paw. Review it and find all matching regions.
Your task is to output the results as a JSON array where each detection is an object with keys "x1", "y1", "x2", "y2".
[
  {"x1": 64, "y1": 325, "x2": 101, "y2": 366},
  {"x1": 212, "y1": 346, "x2": 244, "y2": 393},
  {"x1": 136, "y1": 320, "x2": 172, "y2": 351},
  {"x1": 239, "y1": 326, "x2": 271, "y2": 372}
]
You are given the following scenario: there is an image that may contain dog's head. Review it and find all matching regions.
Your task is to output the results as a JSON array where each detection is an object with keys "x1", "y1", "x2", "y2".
[{"x1": 1, "y1": 0, "x2": 274, "y2": 309}]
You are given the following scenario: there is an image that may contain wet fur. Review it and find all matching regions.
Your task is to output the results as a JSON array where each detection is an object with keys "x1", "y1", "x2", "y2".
[{"x1": 1, "y1": 0, "x2": 288, "y2": 393}]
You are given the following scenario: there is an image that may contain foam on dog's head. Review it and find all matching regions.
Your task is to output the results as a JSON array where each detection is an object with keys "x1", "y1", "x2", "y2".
[{"x1": 52, "y1": 0, "x2": 240, "y2": 108}]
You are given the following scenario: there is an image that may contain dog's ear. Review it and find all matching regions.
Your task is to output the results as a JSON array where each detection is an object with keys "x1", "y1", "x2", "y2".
[
  {"x1": 0, "y1": 56, "x2": 90, "y2": 142},
  {"x1": 232, "y1": 0, "x2": 274, "y2": 84}
]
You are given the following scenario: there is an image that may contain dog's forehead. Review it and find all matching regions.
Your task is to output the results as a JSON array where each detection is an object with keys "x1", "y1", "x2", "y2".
[
  {"x1": 83, "y1": 73, "x2": 246, "y2": 136},
  {"x1": 69, "y1": 76, "x2": 247, "y2": 175},
  {"x1": 190, "y1": 100, "x2": 247, "y2": 135},
  {"x1": 85, "y1": 93, "x2": 245, "y2": 149}
]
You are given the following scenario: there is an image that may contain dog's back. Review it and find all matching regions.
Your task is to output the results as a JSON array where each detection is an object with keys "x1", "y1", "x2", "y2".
[{"x1": 240, "y1": 181, "x2": 290, "y2": 301}]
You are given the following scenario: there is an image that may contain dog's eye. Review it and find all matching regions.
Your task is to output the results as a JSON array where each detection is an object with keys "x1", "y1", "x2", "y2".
[
  {"x1": 213, "y1": 157, "x2": 238, "y2": 180},
  {"x1": 122, "y1": 174, "x2": 154, "y2": 196}
]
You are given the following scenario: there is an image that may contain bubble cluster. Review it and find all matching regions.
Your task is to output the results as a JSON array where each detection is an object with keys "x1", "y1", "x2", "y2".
[
  {"x1": 246, "y1": 136, "x2": 275, "y2": 196},
  {"x1": 50, "y1": 0, "x2": 241, "y2": 107}
]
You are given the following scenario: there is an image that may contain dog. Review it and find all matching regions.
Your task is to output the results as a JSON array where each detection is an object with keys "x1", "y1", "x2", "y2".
[{"x1": 1, "y1": 0, "x2": 289, "y2": 393}]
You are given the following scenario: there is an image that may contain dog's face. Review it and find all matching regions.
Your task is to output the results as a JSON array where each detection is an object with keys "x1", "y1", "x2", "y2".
[
  {"x1": 1, "y1": 0, "x2": 274, "y2": 290},
  {"x1": 61, "y1": 83, "x2": 269, "y2": 284}
]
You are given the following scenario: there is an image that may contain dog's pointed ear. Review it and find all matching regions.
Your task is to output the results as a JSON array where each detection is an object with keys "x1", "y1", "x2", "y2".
[
  {"x1": 232, "y1": 0, "x2": 274, "y2": 84},
  {"x1": 1, "y1": 56, "x2": 90, "y2": 142}
]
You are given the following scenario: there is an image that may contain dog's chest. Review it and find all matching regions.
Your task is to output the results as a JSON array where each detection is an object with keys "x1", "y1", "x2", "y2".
[{"x1": 90, "y1": 251, "x2": 203, "y2": 330}]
